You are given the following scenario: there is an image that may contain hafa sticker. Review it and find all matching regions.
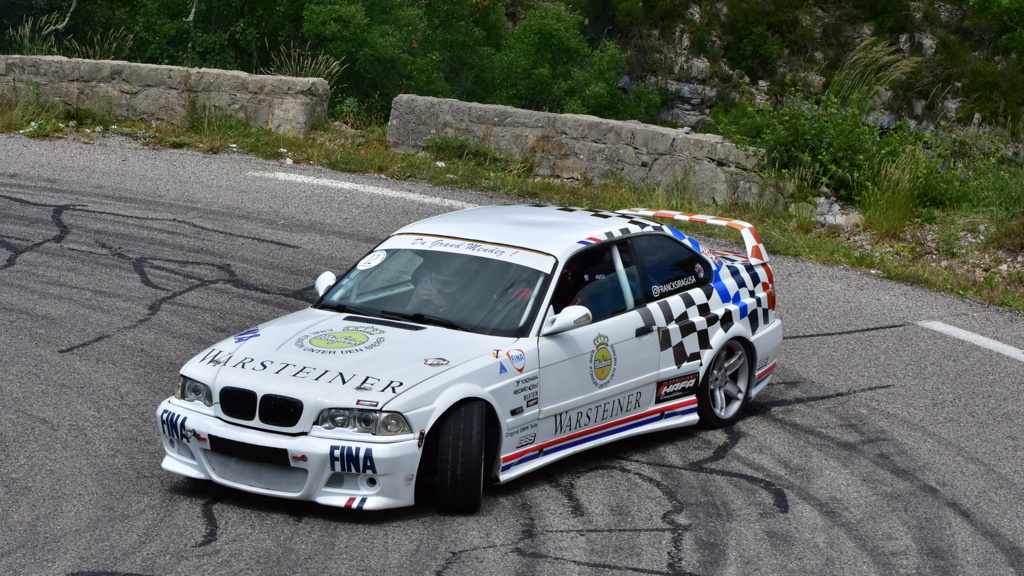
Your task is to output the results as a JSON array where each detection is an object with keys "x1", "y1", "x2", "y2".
[{"x1": 357, "y1": 250, "x2": 387, "y2": 270}]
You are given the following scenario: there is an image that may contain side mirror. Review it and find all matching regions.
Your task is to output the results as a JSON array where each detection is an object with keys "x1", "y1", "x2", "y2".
[
  {"x1": 541, "y1": 305, "x2": 592, "y2": 336},
  {"x1": 314, "y1": 271, "x2": 337, "y2": 297}
]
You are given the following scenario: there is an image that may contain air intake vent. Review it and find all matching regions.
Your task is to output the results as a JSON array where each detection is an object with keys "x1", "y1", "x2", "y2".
[
  {"x1": 220, "y1": 387, "x2": 257, "y2": 421},
  {"x1": 343, "y1": 315, "x2": 425, "y2": 330},
  {"x1": 259, "y1": 394, "x2": 303, "y2": 427}
]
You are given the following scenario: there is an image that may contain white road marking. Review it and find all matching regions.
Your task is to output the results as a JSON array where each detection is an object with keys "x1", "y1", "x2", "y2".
[
  {"x1": 917, "y1": 321, "x2": 1024, "y2": 363},
  {"x1": 250, "y1": 171, "x2": 478, "y2": 210}
]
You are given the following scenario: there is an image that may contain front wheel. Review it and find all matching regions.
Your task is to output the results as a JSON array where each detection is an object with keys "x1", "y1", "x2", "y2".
[
  {"x1": 697, "y1": 340, "x2": 751, "y2": 427},
  {"x1": 433, "y1": 400, "x2": 486, "y2": 514}
]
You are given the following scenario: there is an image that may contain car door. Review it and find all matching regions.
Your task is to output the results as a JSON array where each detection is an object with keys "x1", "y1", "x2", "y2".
[
  {"x1": 630, "y1": 234, "x2": 716, "y2": 404},
  {"x1": 537, "y1": 240, "x2": 661, "y2": 436}
]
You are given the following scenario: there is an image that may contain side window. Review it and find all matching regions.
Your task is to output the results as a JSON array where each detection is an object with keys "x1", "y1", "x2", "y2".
[
  {"x1": 632, "y1": 234, "x2": 711, "y2": 301},
  {"x1": 551, "y1": 242, "x2": 642, "y2": 322}
]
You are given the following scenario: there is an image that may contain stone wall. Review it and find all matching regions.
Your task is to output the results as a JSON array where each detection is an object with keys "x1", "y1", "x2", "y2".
[
  {"x1": 0, "y1": 55, "x2": 329, "y2": 134},
  {"x1": 387, "y1": 94, "x2": 767, "y2": 204}
]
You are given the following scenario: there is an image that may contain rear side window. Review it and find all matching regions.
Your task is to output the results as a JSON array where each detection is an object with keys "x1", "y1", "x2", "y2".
[
  {"x1": 632, "y1": 234, "x2": 710, "y2": 301},
  {"x1": 550, "y1": 242, "x2": 642, "y2": 322}
]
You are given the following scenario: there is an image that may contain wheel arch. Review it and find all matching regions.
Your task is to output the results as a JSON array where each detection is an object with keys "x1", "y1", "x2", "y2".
[{"x1": 414, "y1": 391, "x2": 503, "y2": 506}]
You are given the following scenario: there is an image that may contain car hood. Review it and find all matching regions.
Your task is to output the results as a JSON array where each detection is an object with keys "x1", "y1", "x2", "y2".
[{"x1": 180, "y1": 308, "x2": 516, "y2": 407}]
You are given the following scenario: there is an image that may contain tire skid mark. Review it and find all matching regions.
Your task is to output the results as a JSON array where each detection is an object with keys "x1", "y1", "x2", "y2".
[
  {"x1": 0, "y1": 193, "x2": 314, "y2": 353},
  {"x1": 786, "y1": 412, "x2": 1019, "y2": 569},
  {"x1": 765, "y1": 411, "x2": 1024, "y2": 573},
  {"x1": 784, "y1": 324, "x2": 907, "y2": 339},
  {"x1": 57, "y1": 245, "x2": 313, "y2": 353},
  {"x1": 620, "y1": 426, "x2": 789, "y2": 514},
  {"x1": 437, "y1": 465, "x2": 698, "y2": 575},
  {"x1": 65, "y1": 565, "x2": 149, "y2": 569},
  {"x1": 546, "y1": 474, "x2": 586, "y2": 517},
  {"x1": 0, "y1": 194, "x2": 80, "y2": 270},
  {"x1": 196, "y1": 496, "x2": 224, "y2": 548},
  {"x1": 0, "y1": 190, "x2": 301, "y2": 251},
  {"x1": 748, "y1": 384, "x2": 895, "y2": 411}
]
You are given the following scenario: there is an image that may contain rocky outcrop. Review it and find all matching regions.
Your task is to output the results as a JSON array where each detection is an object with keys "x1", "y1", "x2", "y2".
[
  {"x1": 0, "y1": 55, "x2": 329, "y2": 134},
  {"x1": 388, "y1": 94, "x2": 767, "y2": 204}
]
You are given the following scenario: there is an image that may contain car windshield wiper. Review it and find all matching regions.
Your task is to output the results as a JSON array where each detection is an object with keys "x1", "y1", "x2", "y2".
[
  {"x1": 378, "y1": 310, "x2": 470, "y2": 332},
  {"x1": 314, "y1": 302, "x2": 378, "y2": 317}
]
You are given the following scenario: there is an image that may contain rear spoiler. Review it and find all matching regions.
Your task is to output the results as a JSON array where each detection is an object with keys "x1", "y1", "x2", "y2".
[{"x1": 617, "y1": 208, "x2": 769, "y2": 265}]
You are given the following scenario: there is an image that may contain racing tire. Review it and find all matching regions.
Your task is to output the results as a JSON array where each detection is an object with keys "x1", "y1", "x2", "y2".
[
  {"x1": 434, "y1": 400, "x2": 486, "y2": 514},
  {"x1": 697, "y1": 340, "x2": 751, "y2": 428}
]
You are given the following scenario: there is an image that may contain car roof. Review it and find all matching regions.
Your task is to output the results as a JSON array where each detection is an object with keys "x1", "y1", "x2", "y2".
[{"x1": 393, "y1": 204, "x2": 673, "y2": 261}]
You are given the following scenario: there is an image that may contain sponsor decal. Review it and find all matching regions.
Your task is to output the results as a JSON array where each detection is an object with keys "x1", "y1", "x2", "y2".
[
  {"x1": 233, "y1": 327, "x2": 261, "y2": 343},
  {"x1": 410, "y1": 237, "x2": 520, "y2": 259},
  {"x1": 291, "y1": 453, "x2": 308, "y2": 462},
  {"x1": 553, "y1": 390, "x2": 644, "y2": 436},
  {"x1": 651, "y1": 275, "x2": 696, "y2": 298},
  {"x1": 160, "y1": 409, "x2": 190, "y2": 443},
  {"x1": 197, "y1": 348, "x2": 405, "y2": 394},
  {"x1": 589, "y1": 334, "x2": 617, "y2": 388},
  {"x1": 295, "y1": 326, "x2": 386, "y2": 355},
  {"x1": 356, "y1": 399, "x2": 379, "y2": 407},
  {"x1": 356, "y1": 250, "x2": 387, "y2": 270},
  {"x1": 492, "y1": 349, "x2": 501, "y2": 358},
  {"x1": 502, "y1": 395, "x2": 698, "y2": 472},
  {"x1": 516, "y1": 433, "x2": 537, "y2": 448},
  {"x1": 499, "y1": 362, "x2": 508, "y2": 374},
  {"x1": 700, "y1": 245, "x2": 722, "y2": 266},
  {"x1": 526, "y1": 397, "x2": 538, "y2": 407},
  {"x1": 513, "y1": 374, "x2": 539, "y2": 395},
  {"x1": 506, "y1": 349, "x2": 526, "y2": 373},
  {"x1": 329, "y1": 445, "x2": 378, "y2": 474},
  {"x1": 756, "y1": 355, "x2": 769, "y2": 370},
  {"x1": 505, "y1": 422, "x2": 540, "y2": 439},
  {"x1": 424, "y1": 358, "x2": 450, "y2": 367},
  {"x1": 694, "y1": 263, "x2": 705, "y2": 279},
  {"x1": 655, "y1": 373, "x2": 698, "y2": 404}
]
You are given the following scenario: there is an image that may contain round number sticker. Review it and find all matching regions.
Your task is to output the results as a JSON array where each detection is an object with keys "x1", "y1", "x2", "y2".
[{"x1": 356, "y1": 250, "x2": 387, "y2": 270}]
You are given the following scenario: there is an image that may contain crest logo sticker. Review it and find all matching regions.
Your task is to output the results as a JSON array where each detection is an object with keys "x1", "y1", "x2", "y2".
[
  {"x1": 295, "y1": 326, "x2": 386, "y2": 355},
  {"x1": 589, "y1": 334, "x2": 617, "y2": 388}
]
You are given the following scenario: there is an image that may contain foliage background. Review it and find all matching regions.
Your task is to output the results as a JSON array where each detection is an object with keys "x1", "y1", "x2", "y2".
[{"x1": 4, "y1": 0, "x2": 1023, "y2": 128}]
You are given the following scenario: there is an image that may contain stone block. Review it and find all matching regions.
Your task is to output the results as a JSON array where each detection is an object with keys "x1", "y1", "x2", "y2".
[{"x1": 386, "y1": 94, "x2": 768, "y2": 204}]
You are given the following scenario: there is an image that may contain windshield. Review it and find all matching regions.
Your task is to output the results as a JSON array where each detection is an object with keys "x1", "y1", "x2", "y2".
[{"x1": 319, "y1": 241, "x2": 553, "y2": 337}]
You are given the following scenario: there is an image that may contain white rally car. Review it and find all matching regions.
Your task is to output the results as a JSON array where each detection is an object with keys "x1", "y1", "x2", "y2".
[{"x1": 157, "y1": 205, "x2": 781, "y2": 513}]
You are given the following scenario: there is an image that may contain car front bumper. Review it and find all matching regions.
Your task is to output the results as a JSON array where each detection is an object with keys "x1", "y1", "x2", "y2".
[{"x1": 156, "y1": 398, "x2": 421, "y2": 510}]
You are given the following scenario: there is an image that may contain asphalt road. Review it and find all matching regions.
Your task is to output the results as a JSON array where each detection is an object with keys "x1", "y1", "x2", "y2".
[{"x1": 2, "y1": 134, "x2": 1023, "y2": 575}]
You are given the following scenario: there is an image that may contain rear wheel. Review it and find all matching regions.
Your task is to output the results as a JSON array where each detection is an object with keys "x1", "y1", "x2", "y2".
[
  {"x1": 697, "y1": 340, "x2": 750, "y2": 427},
  {"x1": 433, "y1": 400, "x2": 486, "y2": 514}
]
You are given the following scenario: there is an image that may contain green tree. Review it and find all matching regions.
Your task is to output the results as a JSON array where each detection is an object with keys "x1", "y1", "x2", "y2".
[{"x1": 490, "y1": 3, "x2": 633, "y2": 116}]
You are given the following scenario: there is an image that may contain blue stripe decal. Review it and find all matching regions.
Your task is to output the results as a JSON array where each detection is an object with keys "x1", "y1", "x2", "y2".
[{"x1": 663, "y1": 406, "x2": 699, "y2": 420}]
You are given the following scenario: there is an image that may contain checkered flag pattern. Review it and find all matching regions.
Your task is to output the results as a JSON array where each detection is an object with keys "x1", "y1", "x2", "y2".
[
  {"x1": 615, "y1": 209, "x2": 776, "y2": 369},
  {"x1": 533, "y1": 205, "x2": 776, "y2": 371},
  {"x1": 531, "y1": 205, "x2": 667, "y2": 238}
]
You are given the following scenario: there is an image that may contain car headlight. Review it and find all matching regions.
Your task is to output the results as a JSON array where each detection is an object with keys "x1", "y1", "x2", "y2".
[
  {"x1": 177, "y1": 375, "x2": 213, "y2": 407},
  {"x1": 316, "y1": 409, "x2": 412, "y2": 436}
]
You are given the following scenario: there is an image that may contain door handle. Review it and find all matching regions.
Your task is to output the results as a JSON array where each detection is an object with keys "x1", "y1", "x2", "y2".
[{"x1": 635, "y1": 325, "x2": 654, "y2": 337}]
